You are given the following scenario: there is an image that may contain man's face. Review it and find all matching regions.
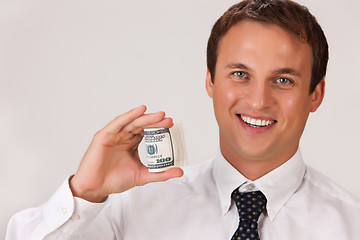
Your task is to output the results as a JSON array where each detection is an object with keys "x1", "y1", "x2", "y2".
[{"x1": 206, "y1": 20, "x2": 324, "y2": 172}]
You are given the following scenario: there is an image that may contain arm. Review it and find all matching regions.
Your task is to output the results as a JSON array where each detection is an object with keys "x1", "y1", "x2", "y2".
[{"x1": 6, "y1": 105, "x2": 184, "y2": 239}]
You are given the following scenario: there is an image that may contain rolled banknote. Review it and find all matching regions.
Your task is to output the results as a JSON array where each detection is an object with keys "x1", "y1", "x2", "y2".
[{"x1": 142, "y1": 123, "x2": 187, "y2": 172}]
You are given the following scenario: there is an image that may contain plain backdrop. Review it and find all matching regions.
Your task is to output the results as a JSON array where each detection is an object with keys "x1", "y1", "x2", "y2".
[{"x1": 1, "y1": 0, "x2": 359, "y2": 238}]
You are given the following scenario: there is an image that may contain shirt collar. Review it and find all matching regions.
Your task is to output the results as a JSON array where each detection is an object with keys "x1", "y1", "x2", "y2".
[{"x1": 214, "y1": 148, "x2": 306, "y2": 222}]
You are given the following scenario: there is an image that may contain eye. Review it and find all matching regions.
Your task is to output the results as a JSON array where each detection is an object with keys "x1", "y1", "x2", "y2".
[
  {"x1": 274, "y1": 77, "x2": 296, "y2": 89},
  {"x1": 276, "y1": 77, "x2": 291, "y2": 84},
  {"x1": 233, "y1": 71, "x2": 247, "y2": 78}
]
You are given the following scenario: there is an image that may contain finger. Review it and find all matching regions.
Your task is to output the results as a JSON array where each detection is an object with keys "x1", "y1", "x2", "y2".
[
  {"x1": 139, "y1": 167, "x2": 184, "y2": 185},
  {"x1": 122, "y1": 112, "x2": 173, "y2": 134},
  {"x1": 103, "y1": 105, "x2": 147, "y2": 133},
  {"x1": 142, "y1": 117, "x2": 174, "y2": 130},
  {"x1": 117, "y1": 117, "x2": 173, "y2": 143}
]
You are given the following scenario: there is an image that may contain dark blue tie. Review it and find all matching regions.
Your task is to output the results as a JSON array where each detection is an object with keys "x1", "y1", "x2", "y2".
[{"x1": 231, "y1": 189, "x2": 267, "y2": 240}]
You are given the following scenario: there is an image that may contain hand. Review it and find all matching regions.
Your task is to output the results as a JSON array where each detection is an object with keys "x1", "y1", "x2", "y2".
[{"x1": 69, "y1": 105, "x2": 184, "y2": 202}]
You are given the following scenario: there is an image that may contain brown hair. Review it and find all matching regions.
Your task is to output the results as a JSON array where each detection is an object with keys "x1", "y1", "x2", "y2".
[{"x1": 207, "y1": 0, "x2": 329, "y2": 93}]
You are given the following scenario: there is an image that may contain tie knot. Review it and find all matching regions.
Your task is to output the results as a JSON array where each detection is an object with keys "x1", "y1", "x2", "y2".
[{"x1": 231, "y1": 189, "x2": 267, "y2": 222}]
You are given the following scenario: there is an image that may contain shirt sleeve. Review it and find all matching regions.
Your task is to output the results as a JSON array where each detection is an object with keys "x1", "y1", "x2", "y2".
[{"x1": 6, "y1": 177, "x2": 118, "y2": 240}]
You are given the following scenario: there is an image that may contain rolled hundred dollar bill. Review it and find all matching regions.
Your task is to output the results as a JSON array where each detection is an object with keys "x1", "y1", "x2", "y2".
[{"x1": 143, "y1": 123, "x2": 187, "y2": 172}]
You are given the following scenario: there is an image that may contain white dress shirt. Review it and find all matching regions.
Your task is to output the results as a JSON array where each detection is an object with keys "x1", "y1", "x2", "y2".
[{"x1": 7, "y1": 149, "x2": 360, "y2": 239}]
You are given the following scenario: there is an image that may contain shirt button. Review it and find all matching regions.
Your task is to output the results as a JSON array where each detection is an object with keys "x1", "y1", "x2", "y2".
[
  {"x1": 70, "y1": 213, "x2": 80, "y2": 220},
  {"x1": 247, "y1": 184, "x2": 255, "y2": 191},
  {"x1": 60, "y1": 207, "x2": 68, "y2": 215},
  {"x1": 269, "y1": 209, "x2": 276, "y2": 217}
]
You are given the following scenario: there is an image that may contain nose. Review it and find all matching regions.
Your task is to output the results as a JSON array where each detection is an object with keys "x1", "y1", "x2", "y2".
[{"x1": 246, "y1": 80, "x2": 273, "y2": 110}]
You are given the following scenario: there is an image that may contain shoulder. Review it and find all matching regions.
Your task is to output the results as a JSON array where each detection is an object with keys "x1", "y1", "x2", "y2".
[
  {"x1": 304, "y1": 165, "x2": 360, "y2": 210},
  {"x1": 181, "y1": 158, "x2": 215, "y2": 184},
  {"x1": 115, "y1": 158, "x2": 218, "y2": 215},
  {"x1": 127, "y1": 157, "x2": 216, "y2": 197}
]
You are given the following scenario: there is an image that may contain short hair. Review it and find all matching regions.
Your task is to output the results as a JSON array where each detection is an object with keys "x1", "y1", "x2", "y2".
[{"x1": 207, "y1": 0, "x2": 329, "y2": 93}]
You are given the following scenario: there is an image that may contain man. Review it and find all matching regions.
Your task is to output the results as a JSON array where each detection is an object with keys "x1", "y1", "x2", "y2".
[{"x1": 7, "y1": 0, "x2": 360, "y2": 239}]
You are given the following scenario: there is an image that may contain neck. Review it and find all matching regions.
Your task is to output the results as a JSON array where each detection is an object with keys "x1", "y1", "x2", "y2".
[{"x1": 220, "y1": 142, "x2": 298, "y2": 181}]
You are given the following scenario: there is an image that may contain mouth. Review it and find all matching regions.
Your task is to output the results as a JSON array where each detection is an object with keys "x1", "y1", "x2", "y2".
[{"x1": 237, "y1": 114, "x2": 277, "y2": 128}]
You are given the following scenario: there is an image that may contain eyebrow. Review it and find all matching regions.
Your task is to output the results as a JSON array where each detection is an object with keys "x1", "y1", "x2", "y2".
[
  {"x1": 225, "y1": 62, "x2": 302, "y2": 77},
  {"x1": 225, "y1": 63, "x2": 252, "y2": 70},
  {"x1": 272, "y1": 68, "x2": 302, "y2": 77}
]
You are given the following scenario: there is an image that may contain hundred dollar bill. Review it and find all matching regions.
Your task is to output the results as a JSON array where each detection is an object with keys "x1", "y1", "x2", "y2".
[{"x1": 141, "y1": 123, "x2": 187, "y2": 172}]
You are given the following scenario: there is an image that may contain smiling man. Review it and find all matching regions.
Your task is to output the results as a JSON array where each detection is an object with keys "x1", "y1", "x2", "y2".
[
  {"x1": 7, "y1": 0, "x2": 360, "y2": 239},
  {"x1": 206, "y1": 19, "x2": 324, "y2": 181}
]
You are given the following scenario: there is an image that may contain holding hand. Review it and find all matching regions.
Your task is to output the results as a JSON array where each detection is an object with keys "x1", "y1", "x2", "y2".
[{"x1": 70, "y1": 105, "x2": 184, "y2": 202}]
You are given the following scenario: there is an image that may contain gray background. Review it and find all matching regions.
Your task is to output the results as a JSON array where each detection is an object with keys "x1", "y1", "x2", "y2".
[{"x1": 1, "y1": 0, "x2": 359, "y2": 238}]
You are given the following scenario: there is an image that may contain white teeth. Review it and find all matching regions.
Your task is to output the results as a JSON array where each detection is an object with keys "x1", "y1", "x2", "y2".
[{"x1": 240, "y1": 115, "x2": 275, "y2": 127}]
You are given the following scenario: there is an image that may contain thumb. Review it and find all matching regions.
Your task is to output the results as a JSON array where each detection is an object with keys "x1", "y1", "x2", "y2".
[{"x1": 139, "y1": 167, "x2": 184, "y2": 186}]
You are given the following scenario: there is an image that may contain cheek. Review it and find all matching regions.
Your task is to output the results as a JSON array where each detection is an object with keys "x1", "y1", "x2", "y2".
[
  {"x1": 213, "y1": 85, "x2": 241, "y2": 109},
  {"x1": 279, "y1": 93, "x2": 312, "y2": 122},
  {"x1": 282, "y1": 96, "x2": 297, "y2": 109}
]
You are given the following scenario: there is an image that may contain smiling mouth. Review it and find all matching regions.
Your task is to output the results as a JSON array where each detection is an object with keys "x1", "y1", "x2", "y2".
[{"x1": 238, "y1": 114, "x2": 277, "y2": 128}]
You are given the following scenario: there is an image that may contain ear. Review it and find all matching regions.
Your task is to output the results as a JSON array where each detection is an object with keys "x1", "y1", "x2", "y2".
[
  {"x1": 205, "y1": 69, "x2": 214, "y2": 99},
  {"x1": 310, "y1": 79, "x2": 325, "y2": 112}
]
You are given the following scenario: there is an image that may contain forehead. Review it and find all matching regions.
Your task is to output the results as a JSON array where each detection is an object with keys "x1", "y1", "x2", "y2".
[{"x1": 217, "y1": 20, "x2": 313, "y2": 74}]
